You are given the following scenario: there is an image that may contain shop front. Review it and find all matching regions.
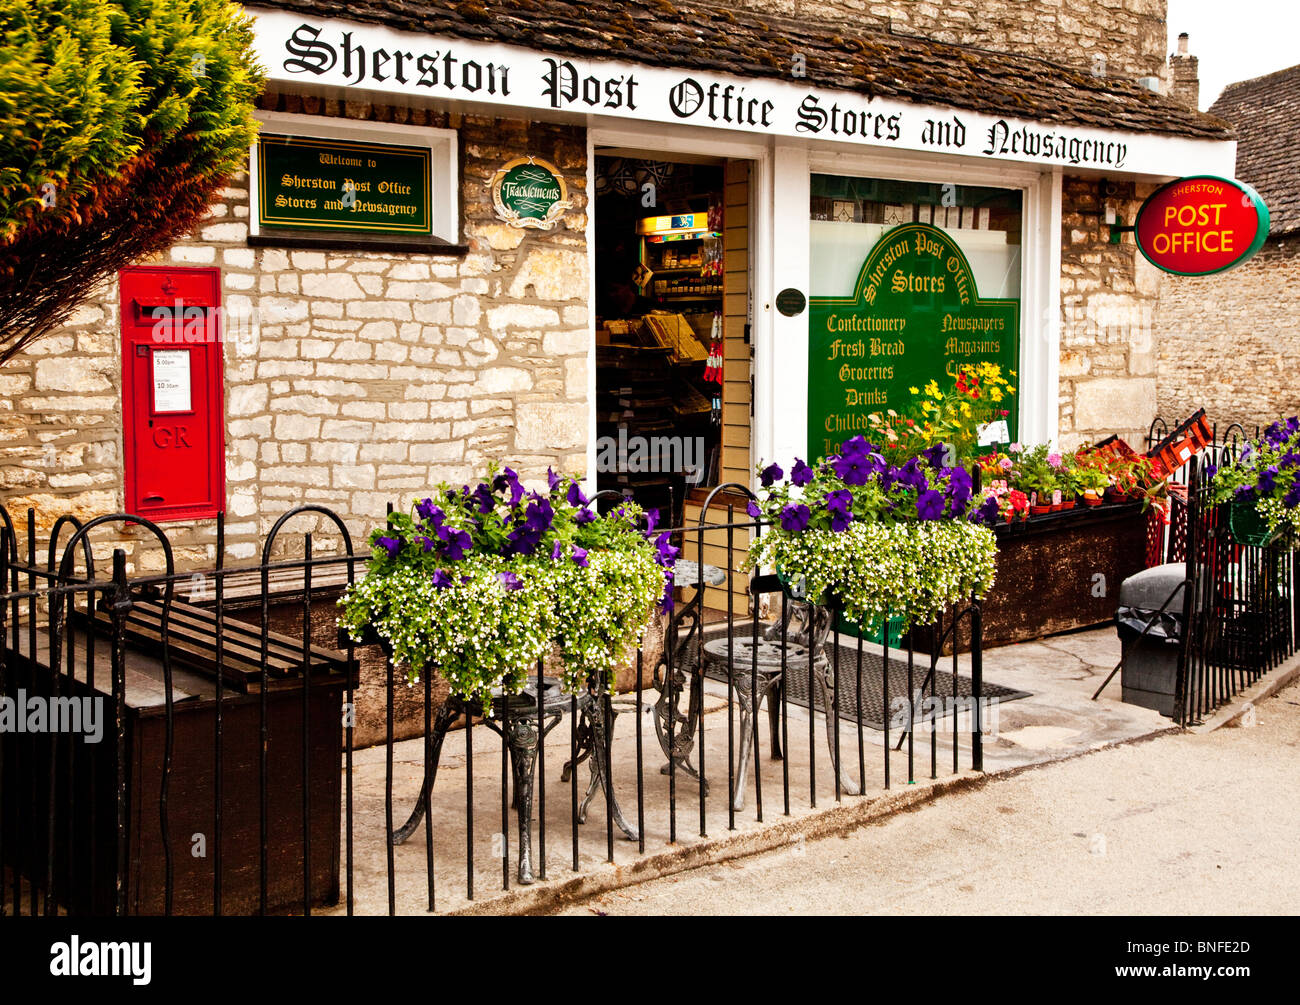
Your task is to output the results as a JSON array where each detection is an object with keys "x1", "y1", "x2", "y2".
[
  {"x1": 0, "y1": 0, "x2": 1238, "y2": 568},
  {"x1": 244, "y1": 1, "x2": 1232, "y2": 510}
]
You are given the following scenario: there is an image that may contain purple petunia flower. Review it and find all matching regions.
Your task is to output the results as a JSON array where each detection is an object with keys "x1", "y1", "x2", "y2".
[
  {"x1": 493, "y1": 467, "x2": 526, "y2": 506},
  {"x1": 414, "y1": 535, "x2": 437, "y2": 553},
  {"x1": 916, "y1": 490, "x2": 945, "y2": 521},
  {"x1": 497, "y1": 571, "x2": 524, "y2": 591},
  {"x1": 1285, "y1": 482, "x2": 1300, "y2": 509},
  {"x1": 416, "y1": 498, "x2": 445, "y2": 525},
  {"x1": 759, "y1": 462, "x2": 784, "y2": 488},
  {"x1": 922, "y1": 443, "x2": 948, "y2": 470},
  {"x1": 831, "y1": 437, "x2": 885, "y2": 486},
  {"x1": 431, "y1": 569, "x2": 453, "y2": 589},
  {"x1": 946, "y1": 466, "x2": 973, "y2": 508},
  {"x1": 469, "y1": 483, "x2": 496, "y2": 515},
  {"x1": 1258, "y1": 465, "x2": 1280, "y2": 496},
  {"x1": 746, "y1": 500, "x2": 762, "y2": 519},
  {"x1": 653, "y1": 531, "x2": 680, "y2": 566},
  {"x1": 899, "y1": 457, "x2": 929, "y2": 493},
  {"x1": 571, "y1": 545, "x2": 589, "y2": 568},
  {"x1": 567, "y1": 481, "x2": 589, "y2": 508},
  {"x1": 376, "y1": 535, "x2": 402, "y2": 558},
  {"x1": 575, "y1": 507, "x2": 596, "y2": 525},
  {"x1": 790, "y1": 459, "x2": 814, "y2": 487},
  {"x1": 974, "y1": 495, "x2": 1001, "y2": 527},
  {"x1": 645, "y1": 508, "x2": 660, "y2": 533},
  {"x1": 825, "y1": 489, "x2": 853, "y2": 532},
  {"x1": 780, "y1": 504, "x2": 811, "y2": 532},
  {"x1": 437, "y1": 525, "x2": 473, "y2": 561},
  {"x1": 547, "y1": 467, "x2": 563, "y2": 492}
]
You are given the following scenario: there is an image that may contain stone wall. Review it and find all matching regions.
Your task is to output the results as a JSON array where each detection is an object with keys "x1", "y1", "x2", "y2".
[
  {"x1": 1058, "y1": 175, "x2": 1163, "y2": 451},
  {"x1": 744, "y1": 0, "x2": 1169, "y2": 80},
  {"x1": 1154, "y1": 233, "x2": 1300, "y2": 432},
  {"x1": 0, "y1": 93, "x2": 589, "y2": 569}
]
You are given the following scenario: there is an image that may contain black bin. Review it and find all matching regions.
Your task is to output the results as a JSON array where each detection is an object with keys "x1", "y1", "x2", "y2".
[{"x1": 1116, "y1": 563, "x2": 1189, "y2": 718}]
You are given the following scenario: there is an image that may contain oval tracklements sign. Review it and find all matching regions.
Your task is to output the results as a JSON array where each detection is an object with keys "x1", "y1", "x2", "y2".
[
  {"x1": 1134, "y1": 175, "x2": 1270, "y2": 276},
  {"x1": 490, "y1": 156, "x2": 572, "y2": 230}
]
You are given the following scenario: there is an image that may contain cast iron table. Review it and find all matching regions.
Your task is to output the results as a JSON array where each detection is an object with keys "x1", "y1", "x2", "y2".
[{"x1": 651, "y1": 559, "x2": 727, "y2": 787}]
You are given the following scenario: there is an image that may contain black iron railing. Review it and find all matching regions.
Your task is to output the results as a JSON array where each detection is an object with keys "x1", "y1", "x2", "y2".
[
  {"x1": 1137, "y1": 419, "x2": 1297, "y2": 726},
  {"x1": 0, "y1": 499, "x2": 986, "y2": 916}
]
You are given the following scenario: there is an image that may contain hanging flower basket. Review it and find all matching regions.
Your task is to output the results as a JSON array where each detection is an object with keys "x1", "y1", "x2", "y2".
[
  {"x1": 1227, "y1": 498, "x2": 1284, "y2": 548},
  {"x1": 747, "y1": 437, "x2": 999, "y2": 636},
  {"x1": 339, "y1": 467, "x2": 676, "y2": 707},
  {"x1": 1210, "y1": 417, "x2": 1300, "y2": 550}
]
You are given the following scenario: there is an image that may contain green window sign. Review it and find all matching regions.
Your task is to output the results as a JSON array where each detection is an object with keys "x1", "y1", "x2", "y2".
[
  {"x1": 808, "y1": 222, "x2": 1020, "y2": 461},
  {"x1": 256, "y1": 133, "x2": 432, "y2": 236}
]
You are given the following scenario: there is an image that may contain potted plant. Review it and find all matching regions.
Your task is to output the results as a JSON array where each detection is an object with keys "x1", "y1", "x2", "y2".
[
  {"x1": 1012, "y1": 444, "x2": 1057, "y2": 516},
  {"x1": 746, "y1": 431, "x2": 1000, "y2": 638},
  {"x1": 867, "y1": 362, "x2": 1016, "y2": 469},
  {"x1": 1208, "y1": 416, "x2": 1300, "y2": 547},
  {"x1": 1052, "y1": 451, "x2": 1076, "y2": 510},
  {"x1": 1074, "y1": 465, "x2": 1109, "y2": 506},
  {"x1": 338, "y1": 466, "x2": 674, "y2": 706}
]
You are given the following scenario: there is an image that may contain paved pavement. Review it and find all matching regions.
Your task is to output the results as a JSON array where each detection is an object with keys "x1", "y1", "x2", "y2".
[{"x1": 557, "y1": 682, "x2": 1300, "y2": 915}]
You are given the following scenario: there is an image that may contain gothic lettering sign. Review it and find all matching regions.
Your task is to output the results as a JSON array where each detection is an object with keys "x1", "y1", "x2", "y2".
[
  {"x1": 249, "y1": 11, "x2": 1236, "y2": 178},
  {"x1": 256, "y1": 133, "x2": 432, "y2": 235},
  {"x1": 807, "y1": 223, "x2": 1019, "y2": 461},
  {"x1": 490, "y1": 156, "x2": 571, "y2": 229},
  {"x1": 1134, "y1": 175, "x2": 1270, "y2": 276}
]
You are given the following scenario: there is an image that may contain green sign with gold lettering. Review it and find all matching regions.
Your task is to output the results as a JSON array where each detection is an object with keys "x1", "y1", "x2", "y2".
[
  {"x1": 256, "y1": 133, "x2": 432, "y2": 235},
  {"x1": 807, "y1": 223, "x2": 1019, "y2": 461}
]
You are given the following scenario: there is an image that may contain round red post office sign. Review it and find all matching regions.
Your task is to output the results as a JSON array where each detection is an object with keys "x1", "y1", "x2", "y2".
[{"x1": 1134, "y1": 175, "x2": 1270, "y2": 276}]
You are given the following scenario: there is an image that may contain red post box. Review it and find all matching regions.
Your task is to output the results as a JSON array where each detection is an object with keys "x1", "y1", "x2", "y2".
[{"x1": 120, "y1": 267, "x2": 225, "y2": 522}]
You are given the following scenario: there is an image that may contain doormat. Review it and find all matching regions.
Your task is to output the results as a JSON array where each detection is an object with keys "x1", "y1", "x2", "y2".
[{"x1": 700, "y1": 633, "x2": 1030, "y2": 732}]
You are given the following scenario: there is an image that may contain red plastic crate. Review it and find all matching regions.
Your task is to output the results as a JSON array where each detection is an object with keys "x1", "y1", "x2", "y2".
[{"x1": 1147, "y1": 409, "x2": 1212, "y2": 476}]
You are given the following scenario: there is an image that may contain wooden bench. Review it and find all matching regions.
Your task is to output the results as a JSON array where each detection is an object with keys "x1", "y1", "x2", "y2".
[{"x1": 72, "y1": 597, "x2": 357, "y2": 695}]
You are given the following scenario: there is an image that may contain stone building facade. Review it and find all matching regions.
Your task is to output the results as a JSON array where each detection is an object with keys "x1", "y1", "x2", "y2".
[
  {"x1": 0, "y1": 0, "x2": 1233, "y2": 568},
  {"x1": 1155, "y1": 62, "x2": 1300, "y2": 433},
  {"x1": 1, "y1": 98, "x2": 589, "y2": 566}
]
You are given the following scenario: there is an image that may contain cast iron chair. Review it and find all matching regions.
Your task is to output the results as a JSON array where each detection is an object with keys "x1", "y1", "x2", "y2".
[{"x1": 701, "y1": 573, "x2": 860, "y2": 810}]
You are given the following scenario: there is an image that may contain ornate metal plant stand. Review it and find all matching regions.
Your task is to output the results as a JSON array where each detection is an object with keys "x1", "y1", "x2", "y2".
[
  {"x1": 392, "y1": 676, "x2": 568, "y2": 886},
  {"x1": 561, "y1": 691, "x2": 639, "y2": 841}
]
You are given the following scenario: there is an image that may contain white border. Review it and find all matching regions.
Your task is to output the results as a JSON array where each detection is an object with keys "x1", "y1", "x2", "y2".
[{"x1": 250, "y1": 110, "x2": 459, "y2": 243}]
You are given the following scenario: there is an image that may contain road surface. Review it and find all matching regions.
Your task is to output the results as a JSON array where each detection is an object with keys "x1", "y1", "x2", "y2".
[{"x1": 558, "y1": 683, "x2": 1300, "y2": 915}]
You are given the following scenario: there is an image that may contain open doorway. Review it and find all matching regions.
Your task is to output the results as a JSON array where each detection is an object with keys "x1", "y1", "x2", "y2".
[{"x1": 593, "y1": 151, "x2": 751, "y2": 528}]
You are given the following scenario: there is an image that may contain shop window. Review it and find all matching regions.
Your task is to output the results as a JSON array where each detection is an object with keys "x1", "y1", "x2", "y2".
[{"x1": 808, "y1": 175, "x2": 1023, "y2": 460}]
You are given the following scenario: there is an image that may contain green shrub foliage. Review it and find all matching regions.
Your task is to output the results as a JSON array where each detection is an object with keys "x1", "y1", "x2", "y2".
[{"x1": 0, "y1": 0, "x2": 263, "y2": 364}]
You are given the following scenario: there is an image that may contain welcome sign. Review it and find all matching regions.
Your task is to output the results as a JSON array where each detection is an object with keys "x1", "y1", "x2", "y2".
[
  {"x1": 256, "y1": 133, "x2": 433, "y2": 235},
  {"x1": 807, "y1": 223, "x2": 1020, "y2": 461}
]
